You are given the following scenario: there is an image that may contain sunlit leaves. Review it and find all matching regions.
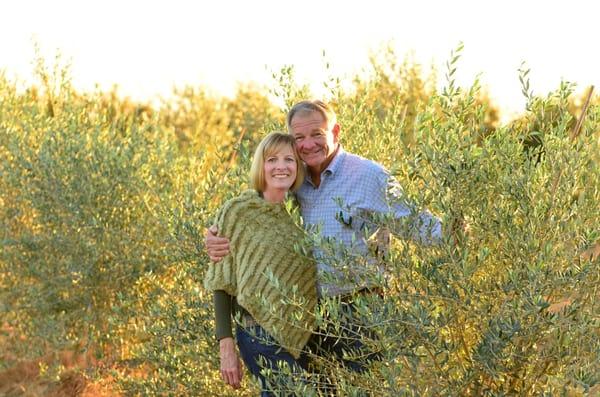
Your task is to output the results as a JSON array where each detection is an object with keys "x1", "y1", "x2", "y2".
[{"x1": 1, "y1": 48, "x2": 599, "y2": 396}]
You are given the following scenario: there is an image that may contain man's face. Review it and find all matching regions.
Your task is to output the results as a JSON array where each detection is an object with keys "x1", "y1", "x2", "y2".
[{"x1": 289, "y1": 111, "x2": 339, "y2": 171}]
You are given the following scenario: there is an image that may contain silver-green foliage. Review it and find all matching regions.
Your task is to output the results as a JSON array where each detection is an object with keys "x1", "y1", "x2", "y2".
[{"x1": 1, "y1": 46, "x2": 598, "y2": 396}]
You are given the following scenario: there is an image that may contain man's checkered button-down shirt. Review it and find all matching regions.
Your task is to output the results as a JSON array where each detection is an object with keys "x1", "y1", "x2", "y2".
[{"x1": 296, "y1": 147, "x2": 442, "y2": 297}]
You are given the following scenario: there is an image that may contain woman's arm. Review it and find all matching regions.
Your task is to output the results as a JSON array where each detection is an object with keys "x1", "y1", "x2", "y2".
[
  {"x1": 214, "y1": 290, "x2": 233, "y2": 340},
  {"x1": 214, "y1": 290, "x2": 243, "y2": 389}
]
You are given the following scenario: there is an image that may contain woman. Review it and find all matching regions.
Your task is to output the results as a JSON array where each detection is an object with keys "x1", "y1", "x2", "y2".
[{"x1": 204, "y1": 132, "x2": 317, "y2": 396}]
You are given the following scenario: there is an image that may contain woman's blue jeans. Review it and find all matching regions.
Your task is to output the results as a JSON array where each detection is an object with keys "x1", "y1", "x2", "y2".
[{"x1": 236, "y1": 325, "x2": 307, "y2": 397}]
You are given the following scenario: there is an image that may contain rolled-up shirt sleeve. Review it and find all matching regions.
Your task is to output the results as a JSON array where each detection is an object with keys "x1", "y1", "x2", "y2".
[{"x1": 379, "y1": 172, "x2": 442, "y2": 245}]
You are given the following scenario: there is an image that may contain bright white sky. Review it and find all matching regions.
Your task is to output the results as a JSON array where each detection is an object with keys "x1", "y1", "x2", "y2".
[{"x1": 2, "y1": 0, "x2": 598, "y2": 120}]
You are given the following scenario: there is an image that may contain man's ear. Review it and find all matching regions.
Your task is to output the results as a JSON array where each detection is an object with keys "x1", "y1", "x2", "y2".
[{"x1": 332, "y1": 123, "x2": 341, "y2": 143}]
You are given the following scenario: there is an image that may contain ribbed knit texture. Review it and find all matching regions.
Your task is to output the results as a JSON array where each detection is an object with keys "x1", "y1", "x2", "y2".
[{"x1": 204, "y1": 190, "x2": 317, "y2": 358}]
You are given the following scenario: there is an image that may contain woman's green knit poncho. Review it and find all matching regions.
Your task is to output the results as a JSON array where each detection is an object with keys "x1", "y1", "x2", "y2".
[{"x1": 204, "y1": 190, "x2": 317, "y2": 358}]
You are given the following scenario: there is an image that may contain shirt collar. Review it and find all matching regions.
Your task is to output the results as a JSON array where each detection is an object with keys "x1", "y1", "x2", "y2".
[
  {"x1": 323, "y1": 145, "x2": 345, "y2": 177},
  {"x1": 302, "y1": 146, "x2": 346, "y2": 187}
]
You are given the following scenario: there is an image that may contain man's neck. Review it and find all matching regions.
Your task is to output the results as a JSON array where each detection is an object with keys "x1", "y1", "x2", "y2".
[
  {"x1": 308, "y1": 145, "x2": 340, "y2": 188},
  {"x1": 308, "y1": 168, "x2": 322, "y2": 187}
]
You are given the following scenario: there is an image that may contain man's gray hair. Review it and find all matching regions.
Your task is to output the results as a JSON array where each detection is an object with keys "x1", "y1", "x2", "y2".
[{"x1": 286, "y1": 100, "x2": 337, "y2": 131}]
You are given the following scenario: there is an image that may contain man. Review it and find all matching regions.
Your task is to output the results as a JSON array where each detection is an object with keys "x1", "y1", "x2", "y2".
[{"x1": 205, "y1": 100, "x2": 443, "y2": 389}]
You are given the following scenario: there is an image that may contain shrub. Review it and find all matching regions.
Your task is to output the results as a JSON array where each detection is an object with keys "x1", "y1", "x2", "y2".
[{"x1": 1, "y1": 46, "x2": 598, "y2": 396}]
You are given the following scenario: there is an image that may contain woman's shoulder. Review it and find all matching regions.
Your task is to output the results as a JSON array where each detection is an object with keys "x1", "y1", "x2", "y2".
[
  {"x1": 215, "y1": 190, "x2": 263, "y2": 230},
  {"x1": 220, "y1": 189, "x2": 260, "y2": 209}
]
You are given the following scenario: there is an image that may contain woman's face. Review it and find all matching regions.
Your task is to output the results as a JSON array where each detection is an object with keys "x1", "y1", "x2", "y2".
[{"x1": 263, "y1": 145, "x2": 297, "y2": 192}]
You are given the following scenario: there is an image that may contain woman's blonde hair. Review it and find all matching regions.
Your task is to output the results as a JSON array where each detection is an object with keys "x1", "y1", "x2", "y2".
[{"x1": 249, "y1": 132, "x2": 305, "y2": 192}]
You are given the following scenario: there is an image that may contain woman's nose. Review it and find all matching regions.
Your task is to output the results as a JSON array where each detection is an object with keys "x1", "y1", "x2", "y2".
[{"x1": 277, "y1": 160, "x2": 288, "y2": 169}]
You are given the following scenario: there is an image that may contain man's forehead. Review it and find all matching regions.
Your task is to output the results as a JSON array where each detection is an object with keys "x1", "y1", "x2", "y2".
[{"x1": 290, "y1": 112, "x2": 326, "y2": 131}]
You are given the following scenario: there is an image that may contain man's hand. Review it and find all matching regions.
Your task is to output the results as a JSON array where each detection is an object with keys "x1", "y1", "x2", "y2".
[
  {"x1": 219, "y1": 337, "x2": 243, "y2": 389},
  {"x1": 205, "y1": 225, "x2": 230, "y2": 262}
]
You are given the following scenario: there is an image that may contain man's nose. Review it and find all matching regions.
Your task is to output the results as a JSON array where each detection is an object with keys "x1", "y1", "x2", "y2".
[{"x1": 300, "y1": 138, "x2": 315, "y2": 150}]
